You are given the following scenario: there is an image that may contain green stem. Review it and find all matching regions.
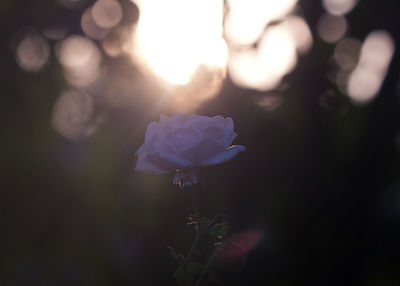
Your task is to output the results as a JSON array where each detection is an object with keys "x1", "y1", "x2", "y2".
[
  {"x1": 186, "y1": 183, "x2": 202, "y2": 261},
  {"x1": 191, "y1": 183, "x2": 200, "y2": 217},
  {"x1": 194, "y1": 246, "x2": 221, "y2": 286},
  {"x1": 185, "y1": 227, "x2": 202, "y2": 262}
]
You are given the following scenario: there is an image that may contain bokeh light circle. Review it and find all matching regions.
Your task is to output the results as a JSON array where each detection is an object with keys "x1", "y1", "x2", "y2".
[
  {"x1": 322, "y1": 0, "x2": 358, "y2": 16},
  {"x1": 317, "y1": 14, "x2": 347, "y2": 43},
  {"x1": 92, "y1": 0, "x2": 123, "y2": 29},
  {"x1": 15, "y1": 29, "x2": 50, "y2": 73},
  {"x1": 56, "y1": 35, "x2": 102, "y2": 87}
]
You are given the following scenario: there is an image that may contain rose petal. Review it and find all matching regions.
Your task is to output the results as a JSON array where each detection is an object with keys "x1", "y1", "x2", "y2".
[
  {"x1": 211, "y1": 115, "x2": 225, "y2": 128},
  {"x1": 204, "y1": 126, "x2": 236, "y2": 148},
  {"x1": 180, "y1": 137, "x2": 225, "y2": 164},
  {"x1": 187, "y1": 114, "x2": 212, "y2": 132},
  {"x1": 171, "y1": 113, "x2": 189, "y2": 128},
  {"x1": 228, "y1": 132, "x2": 237, "y2": 146},
  {"x1": 159, "y1": 114, "x2": 169, "y2": 122},
  {"x1": 151, "y1": 135, "x2": 179, "y2": 154},
  {"x1": 135, "y1": 114, "x2": 245, "y2": 174},
  {"x1": 224, "y1": 117, "x2": 234, "y2": 131},
  {"x1": 144, "y1": 121, "x2": 159, "y2": 145},
  {"x1": 156, "y1": 115, "x2": 173, "y2": 138},
  {"x1": 135, "y1": 144, "x2": 145, "y2": 155},
  {"x1": 135, "y1": 153, "x2": 168, "y2": 174},
  {"x1": 212, "y1": 115, "x2": 224, "y2": 120},
  {"x1": 168, "y1": 128, "x2": 200, "y2": 151},
  {"x1": 148, "y1": 151, "x2": 194, "y2": 171},
  {"x1": 199, "y1": 145, "x2": 246, "y2": 166},
  {"x1": 159, "y1": 114, "x2": 170, "y2": 128}
]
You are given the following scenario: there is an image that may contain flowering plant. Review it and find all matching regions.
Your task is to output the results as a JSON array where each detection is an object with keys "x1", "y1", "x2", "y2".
[
  {"x1": 135, "y1": 113, "x2": 245, "y2": 186},
  {"x1": 135, "y1": 114, "x2": 247, "y2": 286}
]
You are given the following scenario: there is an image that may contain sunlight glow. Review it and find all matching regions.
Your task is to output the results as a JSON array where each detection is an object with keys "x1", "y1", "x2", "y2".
[
  {"x1": 282, "y1": 16, "x2": 313, "y2": 55},
  {"x1": 225, "y1": 0, "x2": 297, "y2": 46},
  {"x1": 229, "y1": 22, "x2": 298, "y2": 91},
  {"x1": 347, "y1": 30, "x2": 395, "y2": 104},
  {"x1": 130, "y1": 0, "x2": 227, "y2": 85},
  {"x1": 255, "y1": 94, "x2": 283, "y2": 111}
]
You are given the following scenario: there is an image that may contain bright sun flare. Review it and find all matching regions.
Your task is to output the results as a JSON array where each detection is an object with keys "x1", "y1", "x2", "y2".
[{"x1": 131, "y1": 0, "x2": 227, "y2": 85}]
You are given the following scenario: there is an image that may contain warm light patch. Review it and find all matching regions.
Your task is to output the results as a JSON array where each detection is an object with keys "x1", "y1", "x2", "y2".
[
  {"x1": 225, "y1": 0, "x2": 297, "y2": 46},
  {"x1": 229, "y1": 23, "x2": 298, "y2": 91},
  {"x1": 51, "y1": 90, "x2": 95, "y2": 140},
  {"x1": 56, "y1": 35, "x2": 102, "y2": 87},
  {"x1": 15, "y1": 29, "x2": 50, "y2": 73},
  {"x1": 130, "y1": 0, "x2": 227, "y2": 85},
  {"x1": 255, "y1": 94, "x2": 283, "y2": 111},
  {"x1": 81, "y1": 7, "x2": 110, "y2": 40},
  {"x1": 334, "y1": 38, "x2": 361, "y2": 71},
  {"x1": 317, "y1": 14, "x2": 347, "y2": 43},
  {"x1": 282, "y1": 16, "x2": 313, "y2": 55},
  {"x1": 92, "y1": 0, "x2": 123, "y2": 29},
  {"x1": 102, "y1": 25, "x2": 132, "y2": 58},
  {"x1": 347, "y1": 30, "x2": 395, "y2": 104},
  {"x1": 322, "y1": 0, "x2": 358, "y2": 16}
]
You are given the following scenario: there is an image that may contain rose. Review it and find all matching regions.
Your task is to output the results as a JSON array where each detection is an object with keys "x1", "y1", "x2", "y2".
[
  {"x1": 135, "y1": 114, "x2": 245, "y2": 182},
  {"x1": 135, "y1": 114, "x2": 246, "y2": 284}
]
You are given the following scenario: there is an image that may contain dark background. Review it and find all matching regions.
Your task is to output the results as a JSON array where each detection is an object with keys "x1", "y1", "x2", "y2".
[{"x1": 2, "y1": 0, "x2": 400, "y2": 285}]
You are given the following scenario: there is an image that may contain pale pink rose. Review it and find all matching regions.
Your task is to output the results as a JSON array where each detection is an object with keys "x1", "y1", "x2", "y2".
[{"x1": 135, "y1": 114, "x2": 245, "y2": 179}]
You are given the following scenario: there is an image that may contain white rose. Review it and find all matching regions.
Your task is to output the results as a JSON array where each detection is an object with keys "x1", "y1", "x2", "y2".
[{"x1": 135, "y1": 114, "x2": 245, "y2": 179}]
